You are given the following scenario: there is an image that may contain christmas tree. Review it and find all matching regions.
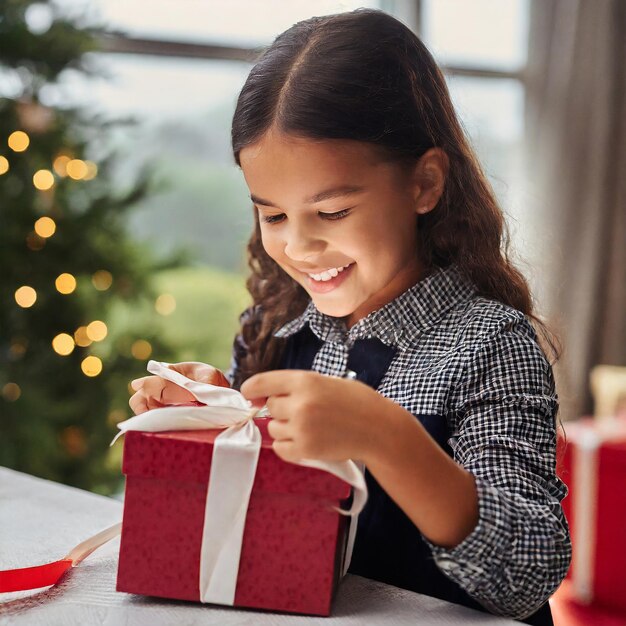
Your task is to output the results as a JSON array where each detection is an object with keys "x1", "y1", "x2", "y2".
[{"x1": 0, "y1": 0, "x2": 183, "y2": 494}]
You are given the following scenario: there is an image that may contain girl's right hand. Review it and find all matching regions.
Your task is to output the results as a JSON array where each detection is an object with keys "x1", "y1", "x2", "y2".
[{"x1": 128, "y1": 361, "x2": 231, "y2": 415}]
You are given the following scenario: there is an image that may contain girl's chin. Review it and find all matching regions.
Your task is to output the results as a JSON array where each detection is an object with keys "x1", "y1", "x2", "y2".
[{"x1": 309, "y1": 296, "x2": 358, "y2": 319}]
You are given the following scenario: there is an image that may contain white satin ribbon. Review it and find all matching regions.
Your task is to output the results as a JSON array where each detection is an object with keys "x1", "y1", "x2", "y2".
[
  {"x1": 113, "y1": 360, "x2": 368, "y2": 605},
  {"x1": 571, "y1": 428, "x2": 600, "y2": 603}
]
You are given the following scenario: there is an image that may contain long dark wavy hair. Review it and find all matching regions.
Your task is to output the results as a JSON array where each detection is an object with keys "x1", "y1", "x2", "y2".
[{"x1": 230, "y1": 8, "x2": 560, "y2": 390}]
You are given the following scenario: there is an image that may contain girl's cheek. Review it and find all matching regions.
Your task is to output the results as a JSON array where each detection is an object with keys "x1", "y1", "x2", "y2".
[{"x1": 259, "y1": 228, "x2": 277, "y2": 254}]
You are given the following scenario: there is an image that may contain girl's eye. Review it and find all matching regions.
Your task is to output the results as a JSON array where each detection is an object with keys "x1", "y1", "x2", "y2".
[
  {"x1": 261, "y1": 213, "x2": 286, "y2": 224},
  {"x1": 259, "y1": 208, "x2": 352, "y2": 225},
  {"x1": 319, "y1": 208, "x2": 351, "y2": 220}
]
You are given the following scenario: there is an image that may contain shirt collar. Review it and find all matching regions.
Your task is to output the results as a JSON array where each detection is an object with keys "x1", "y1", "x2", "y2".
[{"x1": 273, "y1": 264, "x2": 477, "y2": 349}]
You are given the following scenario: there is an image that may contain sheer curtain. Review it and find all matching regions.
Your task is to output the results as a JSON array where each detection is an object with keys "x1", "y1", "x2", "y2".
[{"x1": 524, "y1": 0, "x2": 626, "y2": 420}]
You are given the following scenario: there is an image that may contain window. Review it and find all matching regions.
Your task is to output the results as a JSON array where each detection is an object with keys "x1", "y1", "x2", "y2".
[
  {"x1": 45, "y1": 0, "x2": 530, "y2": 269},
  {"x1": 419, "y1": 0, "x2": 530, "y2": 250}
]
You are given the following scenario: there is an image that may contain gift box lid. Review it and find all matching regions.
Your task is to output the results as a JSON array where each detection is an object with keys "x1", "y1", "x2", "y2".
[{"x1": 121, "y1": 417, "x2": 353, "y2": 501}]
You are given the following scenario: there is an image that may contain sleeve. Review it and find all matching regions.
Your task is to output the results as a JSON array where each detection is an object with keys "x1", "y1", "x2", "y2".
[
  {"x1": 224, "y1": 306, "x2": 255, "y2": 389},
  {"x1": 421, "y1": 315, "x2": 572, "y2": 621}
]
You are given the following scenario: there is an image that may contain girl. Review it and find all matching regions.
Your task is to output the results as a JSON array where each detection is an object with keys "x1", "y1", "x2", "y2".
[{"x1": 129, "y1": 9, "x2": 571, "y2": 625}]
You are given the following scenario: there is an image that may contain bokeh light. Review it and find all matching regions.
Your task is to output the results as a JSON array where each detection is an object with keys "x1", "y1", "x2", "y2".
[
  {"x1": 15, "y1": 286, "x2": 37, "y2": 308},
  {"x1": 53, "y1": 154, "x2": 71, "y2": 176},
  {"x1": 131, "y1": 339, "x2": 152, "y2": 359},
  {"x1": 155, "y1": 293, "x2": 176, "y2": 315},
  {"x1": 2, "y1": 382, "x2": 21, "y2": 402},
  {"x1": 34, "y1": 216, "x2": 56, "y2": 238},
  {"x1": 33, "y1": 169, "x2": 55, "y2": 190},
  {"x1": 9, "y1": 337, "x2": 28, "y2": 358},
  {"x1": 25, "y1": 3, "x2": 54, "y2": 35},
  {"x1": 81, "y1": 355, "x2": 103, "y2": 377},
  {"x1": 86, "y1": 320, "x2": 108, "y2": 341},
  {"x1": 0, "y1": 155, "x2": 9, "y2": 175},
  {"x1": 84, "y1": 160, "x2": 98, "y2": 180},
  {"x1": 74, "y1": 326, "x2": 93, "y2": 347},
  {"x1": 26, "y1": 231, "x2": 46, "y2": 250},
  {"x1": 59, "y1": 426, "x2": 87, "y2": 457},
  {"x1": 107, "y1": 408, "x2": 127, "y2": 426},
  {"x1": 55, "y1": 272, "x2": 77, "y2": 294},
  {"x1": 92, "y1": 270, "x2": 113, "y2": 290},
  {"x1": 8, "y1": 130, "x2": 29, "y2": 152},
  {"x1": 66, "y1": 159, "x2": 88, "y2": 180},
  {"x1": 52, "y1": 333, "x2": 75, "y2": 356}
]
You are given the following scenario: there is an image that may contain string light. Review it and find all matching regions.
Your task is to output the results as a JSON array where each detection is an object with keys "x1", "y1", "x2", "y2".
[
  {"x1": 0, "y1": 156, "x2": 9, "y2": 175},
  {"x1": 26, "y1": 231, "x2": 46, "y2": 250},
  {"x1": 107, "y1": 408, "x2": 127, "y2": 426},
  {"x1": 8, "y1": 130, "x2": 29, "y2": 152},
  {"x1": 155, "y1": 293, "x2": 176, "y2": 315},
  {"x1": 66, "y1": 159, "x2": 87, "y2": 180},
  {"x1": 131, "y1": 339, "x2": 152, "y2": 359},
  {"x1": 84, "y1": 161, "x2": 98, "y2": 180},
  {"x1": 74, "y1": 326, "x2": 92, "y2": 347},
  {"x1": 86, "y1": 320, "x2": 107, "y2": 342},
  {"x1": 33, "y1": 169, "x2": 55, "y2": 190},
  {"x1": 81, "y1": 355, "x2": 102, "y2": 377},
  {"x1": 34, "y1": 216, "x2": 56, "y2": 238},
  {"x1": 92, "y1": 270, "x2": 113, "y2": 290},
  {"x1": 9, "y1": 337, "x2": 28, "y2": 358},
  {"x1": 52, "y1": 333, "x2": 75, "y2": 356},
  {"x1": 2, "y1": 383, "x2": 21, "y2": 402},
  {"x1": 53, "y1": 154, "x2": 71, "y2": 177},
  {"x1": 55, "y1": 273, "x2": 76, "y2": 294},
  {"x1": 15, "y1": 286, "x2": 37, "y2": 308},
  {"x1": 59, "y1": 426, "x2": 87, "y2": 457}
]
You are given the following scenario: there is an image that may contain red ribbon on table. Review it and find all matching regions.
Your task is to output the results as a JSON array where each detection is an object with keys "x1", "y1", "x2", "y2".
[
  {"x1": 0, "y1": 559, "x2": 73, "y2": 593},
  {"x1": 0, "y1": 522, "x2": 121, "y2": 593}
]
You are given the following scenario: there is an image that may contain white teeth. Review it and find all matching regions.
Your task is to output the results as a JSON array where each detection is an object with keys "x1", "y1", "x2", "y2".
[{"x1": 308, "y1": 264, "x2": 352, "y2": 282}]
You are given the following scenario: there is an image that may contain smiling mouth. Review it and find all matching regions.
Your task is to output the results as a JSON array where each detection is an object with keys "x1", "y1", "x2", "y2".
[
  {"x1": 300, "y1": 262, "x2": 355, "y2": 293},
  {"x1": 302, "y1": 263, "x2": 354, "y2": 282}
]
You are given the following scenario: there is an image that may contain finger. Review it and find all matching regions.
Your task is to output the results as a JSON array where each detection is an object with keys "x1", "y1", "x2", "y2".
[
  {"x1": 130, "y1": 376, "x2": 151, "y2": 391},
  {"x1": 159, "y1": 381, "x2": 196, "y2": 404},
  {"x1": 141, "y1": 378, "x2": 195, "y2": 405},
  {"x1": 272, "y1": 439, "x2": 300, "y2": 463},
  {"x1": 129, "y1": 392, "x2": 149, "y2": 415},
  {"x1": 267, "y1": 418, "x2": 291, "y2": 441},
  {"x1": 240, "y1": 370, "x2": 307, "y2": 402},
  {"x1": 131, "y1": 375, "x2": 160, "y2": 396},
  {"x1": 170, "y1": 362, "x2": 230, "y2": 387},
  {"x1": 169, "y1": 361, "x2": 215, "y2": 378},
  {"x1": 146, "y1": 388, "x2": 166, "y2": 410},
  {"x1": 265, "y1": 395, "x2": 290, "y2": 420}
]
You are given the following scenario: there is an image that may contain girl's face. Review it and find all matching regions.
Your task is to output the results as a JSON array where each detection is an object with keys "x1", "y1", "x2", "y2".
[{"x1": 239, "y1": 129, "x2": 439, "y2": 327}]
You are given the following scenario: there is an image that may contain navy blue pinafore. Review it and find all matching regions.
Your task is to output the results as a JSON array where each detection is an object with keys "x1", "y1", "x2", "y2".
[{"x1": 278, "y1": 324, "x2": 554, "y2": 626}]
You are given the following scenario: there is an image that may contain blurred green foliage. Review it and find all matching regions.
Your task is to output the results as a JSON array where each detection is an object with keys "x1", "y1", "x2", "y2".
[
  {"x1": 103, "y1": 265, "x2": 250, "y2": 496},
  {"x1": 0, "y1": 0, "x2": 252, "y2": 496}
]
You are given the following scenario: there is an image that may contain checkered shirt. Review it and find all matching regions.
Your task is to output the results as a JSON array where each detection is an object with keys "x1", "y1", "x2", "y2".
[{"x1": 226, "y1": 264, "x2": 571, "y2": 620}]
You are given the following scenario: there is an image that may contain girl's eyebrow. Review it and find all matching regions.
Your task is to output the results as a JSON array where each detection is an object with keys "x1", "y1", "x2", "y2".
[{"x1": 250, "y1": 185, "x2": 366, "y2": 208}]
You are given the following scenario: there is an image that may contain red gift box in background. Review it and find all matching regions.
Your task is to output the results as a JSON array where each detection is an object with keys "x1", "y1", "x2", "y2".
[
  {"x1": 116, "y1": 417, "x2": 353, "y2": 616},
  {"x1": 557, "y1": 417, "x2": 626, "y2": 612}
]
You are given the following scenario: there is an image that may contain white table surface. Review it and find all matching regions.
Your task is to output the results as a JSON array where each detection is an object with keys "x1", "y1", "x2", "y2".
[{"x1": 0, "y1": 467, "x2": 518, "y2": 625}]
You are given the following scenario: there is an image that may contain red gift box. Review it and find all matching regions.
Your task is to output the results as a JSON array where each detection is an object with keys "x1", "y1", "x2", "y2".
[
  {"x1": 116, "y1": 417, "x2": 354, "y2": 616},
  {"x1": 558, "y1": 417, "x2": 626, "y2": 611}
]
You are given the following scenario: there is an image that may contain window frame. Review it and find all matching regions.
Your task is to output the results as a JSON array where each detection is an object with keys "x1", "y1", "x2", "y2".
[{"x1": 95, "y1": 0, "x2": 527, "y2": 82}]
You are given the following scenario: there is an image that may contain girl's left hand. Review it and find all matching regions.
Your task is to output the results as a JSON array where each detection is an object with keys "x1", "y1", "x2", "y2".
[{"x1": 240, "y1": 370, "x2": 382, "y2": 464}]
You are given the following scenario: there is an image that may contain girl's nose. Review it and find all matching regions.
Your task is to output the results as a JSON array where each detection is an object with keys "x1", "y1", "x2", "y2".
[{"x1": 283, "y1": 224, "x2": 325, "y2": 261}]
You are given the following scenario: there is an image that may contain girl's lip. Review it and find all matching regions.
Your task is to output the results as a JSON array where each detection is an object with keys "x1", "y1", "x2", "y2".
[{"x1": 302, "y1": 263, "x2": 355, "y2": 293}]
